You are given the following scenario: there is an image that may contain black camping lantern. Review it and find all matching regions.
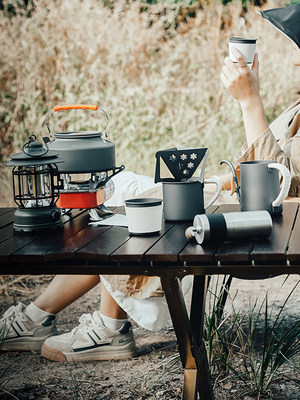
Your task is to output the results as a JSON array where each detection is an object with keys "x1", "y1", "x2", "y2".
[{"x1": 5, "y1": 135, "x2": 64, "y2": 233}]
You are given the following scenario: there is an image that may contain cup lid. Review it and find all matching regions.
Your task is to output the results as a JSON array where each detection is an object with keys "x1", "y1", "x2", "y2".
[
  {"x1": 229, "y1": 37, "x2": 257, "y2": 43},
  {"x1": 125, "y1": 198, "x2": 162, "y2": 207}
]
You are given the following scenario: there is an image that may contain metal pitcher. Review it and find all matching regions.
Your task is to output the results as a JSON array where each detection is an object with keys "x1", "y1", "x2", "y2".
[{"x1": 221, "y1": 160, "x2": 291, "y2": 215}]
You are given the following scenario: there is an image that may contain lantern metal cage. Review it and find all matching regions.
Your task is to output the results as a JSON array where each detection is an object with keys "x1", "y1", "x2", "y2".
[{"x1": 6, "y1": 135, "x2": 64, "y2": 233}]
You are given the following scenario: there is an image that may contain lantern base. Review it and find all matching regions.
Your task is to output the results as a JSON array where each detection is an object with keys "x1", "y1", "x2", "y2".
[{"x1": 13, "y1": 205, "x2": 63, "y2": 233}]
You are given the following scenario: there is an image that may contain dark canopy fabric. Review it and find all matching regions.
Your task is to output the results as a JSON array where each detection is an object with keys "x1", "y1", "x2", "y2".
[{"x1": 259, "y1": 4, "x2": 300, "y2": 48}]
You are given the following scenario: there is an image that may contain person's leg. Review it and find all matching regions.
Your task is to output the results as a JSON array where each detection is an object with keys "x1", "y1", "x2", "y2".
[
  {"x1": 35, "y1": 275, "x2": 129, "y2": 328},
  {"x1": 99, "y1": 281, "x2": 127, "y2": 319},
  {"x1": 41, "y1": 280, "x2": 136, "y2": 362},
  {"x1": 34, "y1": 274, "x2": 100, "y2": 314},
  {"x1": 0, "y1": 274, "x2": 102, "y2": 351}
]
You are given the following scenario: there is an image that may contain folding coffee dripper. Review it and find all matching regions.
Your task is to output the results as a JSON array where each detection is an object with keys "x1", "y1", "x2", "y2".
[
  {"x1": 155, "y1": 147, "x2": 208, "y2": 183},
  {"x1": 154, "y1": 147, "x2": 222, "y2": 221}
]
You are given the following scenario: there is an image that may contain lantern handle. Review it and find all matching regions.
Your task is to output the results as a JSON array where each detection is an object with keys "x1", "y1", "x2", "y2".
[
  {"x1": 44, "y1": 104, "x2": 109, "y2": 138},
  {"x1": 22, "y1": 135, "x2": 49, "y2": 158}
]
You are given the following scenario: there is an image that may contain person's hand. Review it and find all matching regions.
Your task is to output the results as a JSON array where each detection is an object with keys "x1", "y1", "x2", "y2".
[
  {"x1": 220, "y1": 47, "x2": 268, "y2": 146},
  {"x1": 220, "y1": 47, "x2": 261, "y2": 109}
]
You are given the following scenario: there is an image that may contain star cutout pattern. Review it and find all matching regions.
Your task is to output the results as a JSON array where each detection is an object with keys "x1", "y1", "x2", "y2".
[{"x1": 157, "y1": 148, "x2": 207, "y2": 182}]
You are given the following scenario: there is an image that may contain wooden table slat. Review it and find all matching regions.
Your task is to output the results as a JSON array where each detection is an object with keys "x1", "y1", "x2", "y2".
[
  {"x1": 179, "y1": 241, "x2": 218, "y2": 264},
  {"x1": 0, "y1": 208, "x2": 85, "y2": 244},
  {"x1": 44, "y1": 224, "x2": 112, "y2": 261},
  {"x1": 0, "y1": 207, "x2": 15, "y2": 216},
  {"x1": 145, "y1": 222, "x2": 191, "y2": 263},
  {"x1": 0, "y1": 209, "x2": 15, "y2": 230},
  {"x1": 77, "y1": 226, "x2": 130, "y2": 262},
  {"x1": 0, "y1": 224, "x2": 14, "y2": 246},
  {"x1": 0, "y1": 207, "x2": 15, "y2": 215},
  {"x1": 0, "y1": 235, "x2": 37, "y2": 263},
  {"x1": 250, "y1": 202, "x2": 298, "y2": 263},
  {"x1": 215, "y1": 241, "x2": 254, "y2": 264},
  {"x1": 8, "y1": 210, "x2": 90, "y2": 262},
  {"x1": 110, "y1": 220, "x2": 174, "y2": 263}
]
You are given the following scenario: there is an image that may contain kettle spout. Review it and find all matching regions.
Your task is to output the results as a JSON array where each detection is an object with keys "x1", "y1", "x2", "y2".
[{"x1": 220, "y1": 160, "x2": 241, "y2": 203}]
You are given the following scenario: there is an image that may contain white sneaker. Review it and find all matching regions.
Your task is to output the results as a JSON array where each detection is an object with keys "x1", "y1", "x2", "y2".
[
  {"x1": 0, "y1": 302, "x2": 57, "y2": 351},
  {"x1": 41, "y1": 311, "x2": 137, "y2": 362}
]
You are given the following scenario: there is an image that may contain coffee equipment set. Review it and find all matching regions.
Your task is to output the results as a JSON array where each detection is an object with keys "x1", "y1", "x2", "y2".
[
  {"x1": 6, "y1": 104, "x2": 292, "y2": 244},
  {"x1": 153, "y1": 148, "x2": 291, "y2": 243},
  {"x1": 6, "y1": 105, "x2": 124, "y2": 233}
]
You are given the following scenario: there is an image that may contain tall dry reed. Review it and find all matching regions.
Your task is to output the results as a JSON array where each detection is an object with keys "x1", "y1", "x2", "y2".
[{"x1": 0, "y1": 0, "x2": 297, "y2": 206}]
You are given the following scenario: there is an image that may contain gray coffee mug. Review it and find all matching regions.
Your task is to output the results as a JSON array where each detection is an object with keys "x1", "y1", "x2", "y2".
[
  {"x1": 162, "y1": 176, "x2": 222, "y2": 221},
  {"x1": 221, "y1": 160, "x2": 291, "y2": 215}
]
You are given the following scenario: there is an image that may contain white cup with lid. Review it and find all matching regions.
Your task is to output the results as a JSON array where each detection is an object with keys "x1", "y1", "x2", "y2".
[
  {"x1": 125, "y1": 198, "x2": 163, "y2": 235},
  {"x1": 229, "y1": 37, "x2": 257, "y2": 64}
]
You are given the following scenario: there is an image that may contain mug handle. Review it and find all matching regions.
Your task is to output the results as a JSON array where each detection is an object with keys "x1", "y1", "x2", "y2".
[
  {"x1": 268, "y1": 163, "x2": 291, "y2": 207},
  {"x1": 204, "y1": 175, "x2": 223, "y2": 209}
]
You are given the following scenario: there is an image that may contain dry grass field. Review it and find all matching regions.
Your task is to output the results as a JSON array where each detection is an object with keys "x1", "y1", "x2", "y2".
[{"x1": 0, "y1": 0, "x2": 298, "y2": 206}]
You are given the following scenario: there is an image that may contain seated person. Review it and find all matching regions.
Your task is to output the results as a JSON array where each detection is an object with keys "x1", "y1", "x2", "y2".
[{"x1": 1, "y1": 4, "x2": 299, "y2": 362}]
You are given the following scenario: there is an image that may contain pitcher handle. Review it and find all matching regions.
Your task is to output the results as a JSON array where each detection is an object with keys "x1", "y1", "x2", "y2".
[
  {"x1": 268, "y1": 163, "x2": 291, "y2": 207},
  {"x1": 204, "y1": 175, "x2": 222, "y2": 209}
]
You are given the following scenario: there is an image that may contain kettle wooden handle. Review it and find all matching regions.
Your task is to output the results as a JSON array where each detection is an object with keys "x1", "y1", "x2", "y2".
[
  {"x1": 53, "y1": 104, "x2": 98, "y2": 112},
  {"x1": 45, "y1": 105, "x2": 109, "y2": 136}
]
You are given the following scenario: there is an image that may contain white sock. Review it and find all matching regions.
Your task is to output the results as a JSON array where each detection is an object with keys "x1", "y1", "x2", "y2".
[
  {"x1": 24, "y1": 302, "x2": 54, "y2": 323},
  {"x1": 99, "y1": 312, "x2": 127, "y2": 330}
]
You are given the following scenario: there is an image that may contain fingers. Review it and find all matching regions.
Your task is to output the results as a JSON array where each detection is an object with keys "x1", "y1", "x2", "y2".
[
  {"x1": 221, "y1": 54, "x2": 249, "y2": 83},
  {"x1": 220, "y1": 54, "x2": 250, "y2": 91},
  {"x1": 231, "y1": 47, "x2": 248, "y2": 69},
  {"x1": 251, "y1": 53, "x2": 259, "y2": 73},
  {"x1": 220, "y1": 57, "x2": 237, "y2": 88},
  {"x1": 222, "y1": 57, "x2": 238, "y2": 78},
  {"x1": 222, "y1": 64, "x2": 234, "y2": 81},
  {"x1": 220, "y1": 71, "x2": 230, "y2": 89}
]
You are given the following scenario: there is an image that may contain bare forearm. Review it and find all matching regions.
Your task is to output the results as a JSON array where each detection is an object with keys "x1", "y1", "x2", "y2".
[
  {"x1": 240, "y1": 97, "x2": 269, "y2": 147},
  {"x1": 221, "y1": 51, "x2": 269, "y2": 147}
]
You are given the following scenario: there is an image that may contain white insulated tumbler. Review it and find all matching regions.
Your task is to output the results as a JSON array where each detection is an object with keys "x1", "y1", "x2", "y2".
[{"x1": 125, "y1": 198, "x2": 163, "y2": 235}]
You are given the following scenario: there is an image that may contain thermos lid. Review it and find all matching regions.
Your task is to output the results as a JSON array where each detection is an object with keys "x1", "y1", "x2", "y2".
[{"x1": 125, "y1": 198, "x2": 162, "y2": 208}]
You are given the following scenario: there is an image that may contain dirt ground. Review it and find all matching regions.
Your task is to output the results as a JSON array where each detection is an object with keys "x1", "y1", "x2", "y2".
[{"x1": 0, "y1": 274, "x2": 299, "y2": 400}]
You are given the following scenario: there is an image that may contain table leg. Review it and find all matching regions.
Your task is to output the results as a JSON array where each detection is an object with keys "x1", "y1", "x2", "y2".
[
  {"x1": 190, "y1": 275, "x2": 214, "y2": 400},
  {"x1": 183, "y1": 369, "x2": 198, "y2": 399},
  {"x1": 160, "y1": 274, "x2": 214, "y2": 400}
]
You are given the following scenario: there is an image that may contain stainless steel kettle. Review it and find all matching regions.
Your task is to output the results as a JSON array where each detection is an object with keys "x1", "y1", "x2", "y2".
[
  {"x1": 45, "y1": 104, "x2": 117, "y2": 173},
  {"x1": 43, "y1": 104, "x2": 124, "y2": 210}
]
